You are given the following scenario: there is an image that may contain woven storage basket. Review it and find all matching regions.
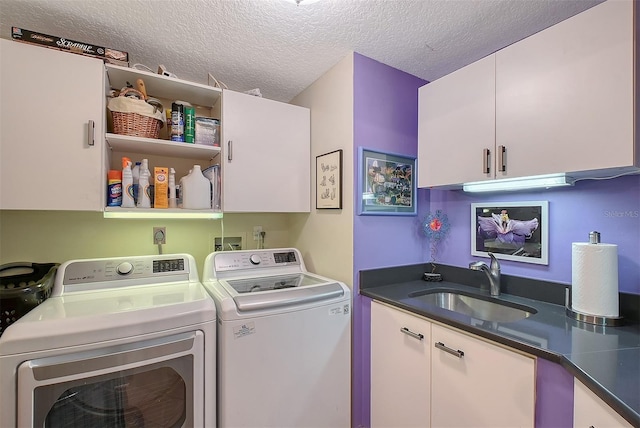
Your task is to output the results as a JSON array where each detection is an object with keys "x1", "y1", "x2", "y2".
[{"x1": 110, "y1": 88, "x2": 161, "y2": 139}]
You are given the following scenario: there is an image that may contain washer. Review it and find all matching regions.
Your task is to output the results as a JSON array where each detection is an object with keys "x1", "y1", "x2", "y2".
[
  {"x1": 203, "y1": 248, "x2": 351, "y2": 428},
  {"x1": 0, "y1": 254, "x2": 216, "y2": 428}
]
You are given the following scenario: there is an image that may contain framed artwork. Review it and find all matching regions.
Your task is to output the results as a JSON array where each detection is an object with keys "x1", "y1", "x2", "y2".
[
  {"x1": 471, "y1": 201, "x2": 549, "y2": 265},
  {"x1": 316, "y1": 149, "x2": 342, "y2": 209},
  {"x1": 357, "y1": 147, "x2": 417, "y2": 216}
]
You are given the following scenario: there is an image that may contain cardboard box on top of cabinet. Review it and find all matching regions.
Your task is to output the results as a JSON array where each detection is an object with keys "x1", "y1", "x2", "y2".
[{"x1": 11, "y1": 27, "x2": 130, "y2": 66}]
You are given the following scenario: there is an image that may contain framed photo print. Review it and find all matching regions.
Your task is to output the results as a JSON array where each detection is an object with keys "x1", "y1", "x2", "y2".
[
  {"x1": 316, "y1": 149, "x2": 342, "y2": 209},
  {"x1": 357, "y1": 147, "x2": 417, "y2": 216},
  {"x1": 471, "y1": 201, "x2": 549, "y2": 265}
]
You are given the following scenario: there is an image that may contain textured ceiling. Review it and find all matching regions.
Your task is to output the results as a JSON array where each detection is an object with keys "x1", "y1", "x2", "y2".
[{"x1": 1, "y1": 0, "x2": 602, "y2": 102}]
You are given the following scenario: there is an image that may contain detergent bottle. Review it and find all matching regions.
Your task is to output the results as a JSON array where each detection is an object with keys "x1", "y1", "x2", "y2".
[
  {"x1": 137, "y1": 159, "x2": 152, "y2": 208},
  {"x1": 181, "y1": 165, "x2": 210, "y2": 209},
  {"x1": 169, "y1": 168, "x2": 177, "y2": 208},
  {"x1": 132, "y1": 161, "x2": 141, "y2": 203},
  {"x1": 121, "y1": 158, "x2": 136, "y2": 208}
]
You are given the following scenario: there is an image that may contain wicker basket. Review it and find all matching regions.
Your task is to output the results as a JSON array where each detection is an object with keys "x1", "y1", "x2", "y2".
[{"x1": 110, "y1": 88, "x2": 161, "y2": 139}]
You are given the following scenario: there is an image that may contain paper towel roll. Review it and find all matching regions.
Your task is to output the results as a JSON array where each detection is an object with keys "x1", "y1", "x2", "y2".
[{"x1": 571, "y1": 242, "x2": 619, "y2": 317}]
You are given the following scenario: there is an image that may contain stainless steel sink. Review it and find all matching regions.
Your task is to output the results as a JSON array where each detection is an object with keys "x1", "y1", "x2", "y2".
[{"x1": 408, "y1": 289, "x2": 537, "y2": 323}]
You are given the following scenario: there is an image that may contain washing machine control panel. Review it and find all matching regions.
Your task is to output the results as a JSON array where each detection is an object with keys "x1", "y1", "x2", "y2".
[
  {"x1": 153, "y1": 258, "x2": 185, "y2": 273},
  {"x1": 62, "y1": 256, "x2": 191, "y2": 287},
  {"x1": 214, "y1": 250, "x2": 300, "y2": 273}
]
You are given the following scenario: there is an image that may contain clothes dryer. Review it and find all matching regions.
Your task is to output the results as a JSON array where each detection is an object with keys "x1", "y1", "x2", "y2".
[{"x1": 0, "y1": 254, "x2": 216, "y2": 427}]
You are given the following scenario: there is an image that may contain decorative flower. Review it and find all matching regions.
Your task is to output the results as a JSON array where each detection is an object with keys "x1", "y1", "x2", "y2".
[
  {"x1": 422, "y1": 210, "x2": 450, "y2": 241},
  {"x1": 422, "y1": 210, "x2": 451, "y2": 273}
]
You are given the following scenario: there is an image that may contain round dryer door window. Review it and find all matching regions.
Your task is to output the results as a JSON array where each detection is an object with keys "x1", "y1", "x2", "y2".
[{"x1": 38, "y1": 366, "x2": 188, "y2": 427}]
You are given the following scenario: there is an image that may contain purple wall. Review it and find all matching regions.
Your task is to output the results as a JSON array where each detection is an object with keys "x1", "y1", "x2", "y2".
[
  {"x1": 422, "y1": 175, "x2": 639, "y2": 428},
  {"x1": 352, "y1": 53, "x2": 428, "y2": 428},
  {"x1": 429, "y1": 174, "x2": 640, "y2": 294},
  {"x1": 535, "y1": 359, "x2": 574, "y2": 427},
  {"x1": 351, "y1": 53, "x2": 639, "y2": 428}
]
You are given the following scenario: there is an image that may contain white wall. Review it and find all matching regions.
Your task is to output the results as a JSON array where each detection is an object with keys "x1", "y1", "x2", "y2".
[{"x1": 289, "y1": 54, "x2": 354, "y2": 286}]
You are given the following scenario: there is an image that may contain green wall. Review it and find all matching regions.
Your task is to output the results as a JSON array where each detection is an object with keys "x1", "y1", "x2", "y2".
[{"x1": 0, "y1": 211, "x2": 297, "y2": 275}]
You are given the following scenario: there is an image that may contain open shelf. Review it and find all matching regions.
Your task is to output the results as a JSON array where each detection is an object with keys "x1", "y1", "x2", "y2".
[
  {"x1": 106, "y1": 133, "x2": 221, "y2": 160},
  {"x1": 105, "y1": 63, "x2": 222, "y2": 107}
]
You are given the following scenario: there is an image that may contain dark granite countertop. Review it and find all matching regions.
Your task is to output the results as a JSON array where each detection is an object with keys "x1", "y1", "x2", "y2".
[{"x1": 360, "y1": 264, "x2": 640, "y2": 427}]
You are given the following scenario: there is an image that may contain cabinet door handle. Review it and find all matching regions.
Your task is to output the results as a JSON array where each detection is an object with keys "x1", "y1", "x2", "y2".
[
  {"x1": 498, "y1": 145, "x2": 506, "y2": 172},
  {"x1": 400, "y1": 327, "x2": 424, "y2": 341},
  {"x1": 435, "y1": 341, "x2": 464, "y2": 358},
  {"x1": 482, "y1": 148, "x2": 491, "y2": 174},
  {"x1": 87, "y1": 120, "x2": 95, "y2": 147},
  {"x1": 227, "y1": 140, "x2": 233, "y2": 161}
]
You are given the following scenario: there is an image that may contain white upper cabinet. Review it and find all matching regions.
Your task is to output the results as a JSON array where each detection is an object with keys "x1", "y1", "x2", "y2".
[
  {"x1": 418, "y1": 55, "x2": 495, "y2": 187},
  {"x1": 0, "y1": 39, "x2": 105, "y2": 211},
  {"x1": 1, "y1": 40, "x2": 311, "y2": 215},
  {"x1": 496, "y1": 0, "x2": 635, "y2": 178},
  {"x1": 418, "y1": 0, "x2": 638, "y2": 188},
  {"x1": 221, "y1": 89, "x2": 310, "y2": 213}
]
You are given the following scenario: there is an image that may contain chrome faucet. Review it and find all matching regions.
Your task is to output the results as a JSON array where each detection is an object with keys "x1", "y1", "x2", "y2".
[{"x1": 469, "y1": 252, "x2": 501, "y2": 296}]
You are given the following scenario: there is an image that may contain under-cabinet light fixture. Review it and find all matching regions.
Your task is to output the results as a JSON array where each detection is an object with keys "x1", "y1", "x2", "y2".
[
  {"x1": 462, "y1": 173, "x2": 575, "y2": 193},
  {"x1": 103, "y1": 208, "x2": 223, "y2": 220}
]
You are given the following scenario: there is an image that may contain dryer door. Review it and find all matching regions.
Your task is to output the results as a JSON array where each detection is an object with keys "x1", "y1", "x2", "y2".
[{"x1": 17, "y1": 331, "x2": 204, "y2": 427}]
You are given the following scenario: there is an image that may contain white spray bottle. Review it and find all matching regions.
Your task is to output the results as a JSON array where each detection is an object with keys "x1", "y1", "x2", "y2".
[
  {"x1": 121, "y1": 160, "x2": 136, "y2": 208},
  {"x1": 137, "y1": 170, "x2": 151, "y2": 208},
  {"x1": 137, "y1": 159, "x2": 152, "y2": 208}
]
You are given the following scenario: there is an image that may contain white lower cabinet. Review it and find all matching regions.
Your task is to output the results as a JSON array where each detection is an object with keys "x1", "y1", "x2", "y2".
[
  {"x1": 431, "y1": 324, "x2": 535, "y2": 428},
  {"x1": 371, "y1": 301, "x2": 431, "y2": 428},
  {"x1": 371, "y1": 301, "x2": 536, "y2": 428},
  {"x1": 573, "y1": 378, "x2": 632, "y2": 428}
]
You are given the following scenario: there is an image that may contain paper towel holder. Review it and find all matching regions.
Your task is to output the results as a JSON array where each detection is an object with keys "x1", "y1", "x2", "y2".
[{"x1": 565, "y1": 287, "x2": 624, "y2": 327}]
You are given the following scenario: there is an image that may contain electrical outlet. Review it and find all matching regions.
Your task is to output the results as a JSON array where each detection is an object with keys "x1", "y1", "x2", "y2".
[
  {"x1": 253, "y1": 226, "x2": 263, "y2": 241},
  {"x1": 153, "y1": 227, "x2": 166, "y2": 244}
]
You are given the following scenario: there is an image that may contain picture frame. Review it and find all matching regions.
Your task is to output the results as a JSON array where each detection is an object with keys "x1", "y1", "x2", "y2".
[
  {"x1": 357, "y1": 147, "x2": 417, "y2": 216},
  {"x1": 316, "y1": 149, "x2": 342, "y2": 209},
  {"x1": 471, "y1": 201, "x2": 549, "y2": 265}
]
